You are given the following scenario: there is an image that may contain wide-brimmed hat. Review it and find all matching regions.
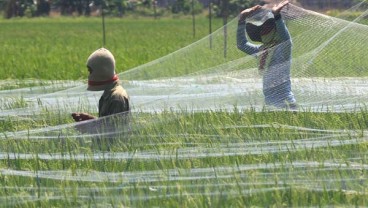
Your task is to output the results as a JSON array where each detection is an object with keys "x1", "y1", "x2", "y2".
[{"x1": 246, "y1": 9, "x2": 275, "y2": 42}]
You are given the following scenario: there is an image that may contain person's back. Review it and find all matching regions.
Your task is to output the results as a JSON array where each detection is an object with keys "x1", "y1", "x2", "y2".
[{"x1": 99, "y1": 81, "x2": 129, "y2": 117}]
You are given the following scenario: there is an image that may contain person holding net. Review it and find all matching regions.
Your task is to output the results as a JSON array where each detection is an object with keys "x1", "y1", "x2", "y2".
[
  {"x1": 237, "y1": 0, "x2": 297, "y2": 109},
  {"x1": 72, "y1": 48, "x2": 130, "y2": 123},
  {"x1": 71, "y1": 48, "x2": 131, "y2": 149}
]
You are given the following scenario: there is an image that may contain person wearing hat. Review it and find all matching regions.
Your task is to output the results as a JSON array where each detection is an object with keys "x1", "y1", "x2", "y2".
[
  {"x1": 72, "y1": 48, "x2": 130, "y2": 122},
  {"x1": 237, "y1": 0, "x2": 297, "y2": 109}
]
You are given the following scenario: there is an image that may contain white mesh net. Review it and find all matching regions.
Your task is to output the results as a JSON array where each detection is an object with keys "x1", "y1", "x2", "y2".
[
  {"x1": 1, "y1": 1, "x2": 368, "y2": 206},
  {"x1": 1, "y1": 3, "x2": 368, "y2": 117}
]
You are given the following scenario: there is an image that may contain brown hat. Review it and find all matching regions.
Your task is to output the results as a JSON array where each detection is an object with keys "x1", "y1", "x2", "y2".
[{"x1": 86, "y1": 48, "x2": 119, "y2": 91}]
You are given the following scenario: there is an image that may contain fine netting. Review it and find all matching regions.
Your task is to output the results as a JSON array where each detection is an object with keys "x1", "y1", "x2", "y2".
[
  {"x1": 1, "y1": 3, "x2": 368, "y2": 117},
  {"x1": 1, "y1": 1, "x2": 368, "y2": 206}
]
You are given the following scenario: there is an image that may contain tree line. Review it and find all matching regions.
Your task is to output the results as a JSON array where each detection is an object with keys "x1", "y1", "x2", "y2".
[
  {"x1": 1, "y1": 0, "x2": 364, "y2": 19},
  {"x1": 1, "y1": 0, "x2": 260, "y2": 19},
  {"x1": 298, "y1": 0, "x2": 362, "y2": 10}
]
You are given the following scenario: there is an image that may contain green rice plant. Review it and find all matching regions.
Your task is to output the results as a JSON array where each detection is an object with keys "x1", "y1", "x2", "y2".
[
  {"x1": 0, "y1": 107, "x2": 368, "y2": 206},
  {"x1": 1, "y1": 9, "x2": 368, "y2": 207},
  {"x1": 0, "y1": 17, "x2": 223, "y2": 80}
]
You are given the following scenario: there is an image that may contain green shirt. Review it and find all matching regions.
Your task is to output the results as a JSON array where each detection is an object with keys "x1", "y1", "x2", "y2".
[{"x1": 98, "y1": 81, "x2": 130, "y2": 117}]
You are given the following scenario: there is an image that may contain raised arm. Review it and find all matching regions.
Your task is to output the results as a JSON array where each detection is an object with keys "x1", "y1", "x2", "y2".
[
  {"x1": 236, "y1": 5, "x2": 262, "y2": 55},
  {"x1": 274, "y1": 15, "x2": 291, "y2": 41},
  {"x1": 272, "y1": 0, "x2": 291, "y2": 41},
  {"x1": 237, "y1": 22, "x2": 261, "y2": 55}
]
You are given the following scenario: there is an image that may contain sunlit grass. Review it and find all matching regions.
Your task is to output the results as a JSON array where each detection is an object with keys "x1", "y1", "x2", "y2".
[
  {"x1": 1, "y1": 12, "x2": 368, "y2": 207},
  {"x1": 0, "y1": 16, "x2": 223, "y2": 80},
  {"x1": 1, "y1": 108, "x2": 368, "y2": 206}
]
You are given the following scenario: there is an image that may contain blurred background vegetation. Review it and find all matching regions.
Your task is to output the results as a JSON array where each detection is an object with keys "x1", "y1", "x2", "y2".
[{"x1": 0, "y1": 0, "x2": 366, "y2": 19}]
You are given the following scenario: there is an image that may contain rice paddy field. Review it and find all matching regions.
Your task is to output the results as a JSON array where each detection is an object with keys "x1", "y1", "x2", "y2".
[
  {"x1": 0, "y1": 16, "x2": 223, "y2": 81},
  {"x1": 1, "y1": 3, "x2": 368, "y2": 207}
]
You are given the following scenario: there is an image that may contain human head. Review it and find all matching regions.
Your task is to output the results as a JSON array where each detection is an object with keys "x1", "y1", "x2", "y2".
[
  {"x1": 259, "y1": 19, "x2": 276, "y2": 44},
  {"x1": 245, "y1": 9, "x2": 276, "y2": 43},
  {"x1": 86, "y1": 48, "x2": 119, "y2": 91}
]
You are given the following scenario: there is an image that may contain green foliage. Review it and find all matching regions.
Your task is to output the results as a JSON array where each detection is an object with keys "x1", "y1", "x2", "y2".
[
  {"x1": 298, "y1": 0, "x2": 356, "y2": 9},
  {"x1": 212, "y1": 0, "x2": 257, "y2": 18},
  {"x1": 0, "y1": 17, "x2": 223, "y2": 80},
  {"x1": 171, "y1": 0, "x2": 203, "y2": 15},
  {"x1": 1, "y1": 13, "x2": 368, "y2": 207},
  {"x1": 3, "y1": 0, "x2": 46, "y2": 18},
  {"x1": 1, "y1": 108, "x2": 368, "y2": 206}
]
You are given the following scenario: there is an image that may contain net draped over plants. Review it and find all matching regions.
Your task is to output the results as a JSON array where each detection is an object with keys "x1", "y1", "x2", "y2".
[{"x1": 1, "y1": 2, "x2": 368, "y2": 207}]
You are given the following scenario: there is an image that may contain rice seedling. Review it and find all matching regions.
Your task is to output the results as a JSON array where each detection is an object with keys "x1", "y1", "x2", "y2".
[{"x1": 1, "y1": 4, "x2": 368, "y2": 207}]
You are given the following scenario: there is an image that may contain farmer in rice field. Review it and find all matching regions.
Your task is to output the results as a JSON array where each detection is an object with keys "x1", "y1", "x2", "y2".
[
  {"x1": 72, "y1": 48, "x2": 130, "y2": 122},
  {"x1": 237, "y1": 0, "x2": 297, "y2": 109}
]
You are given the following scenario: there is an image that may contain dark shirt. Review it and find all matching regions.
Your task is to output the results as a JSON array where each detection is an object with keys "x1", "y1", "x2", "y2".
[{"x1": 98, "y1": 81, "x2": 129, "y2": 117}]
